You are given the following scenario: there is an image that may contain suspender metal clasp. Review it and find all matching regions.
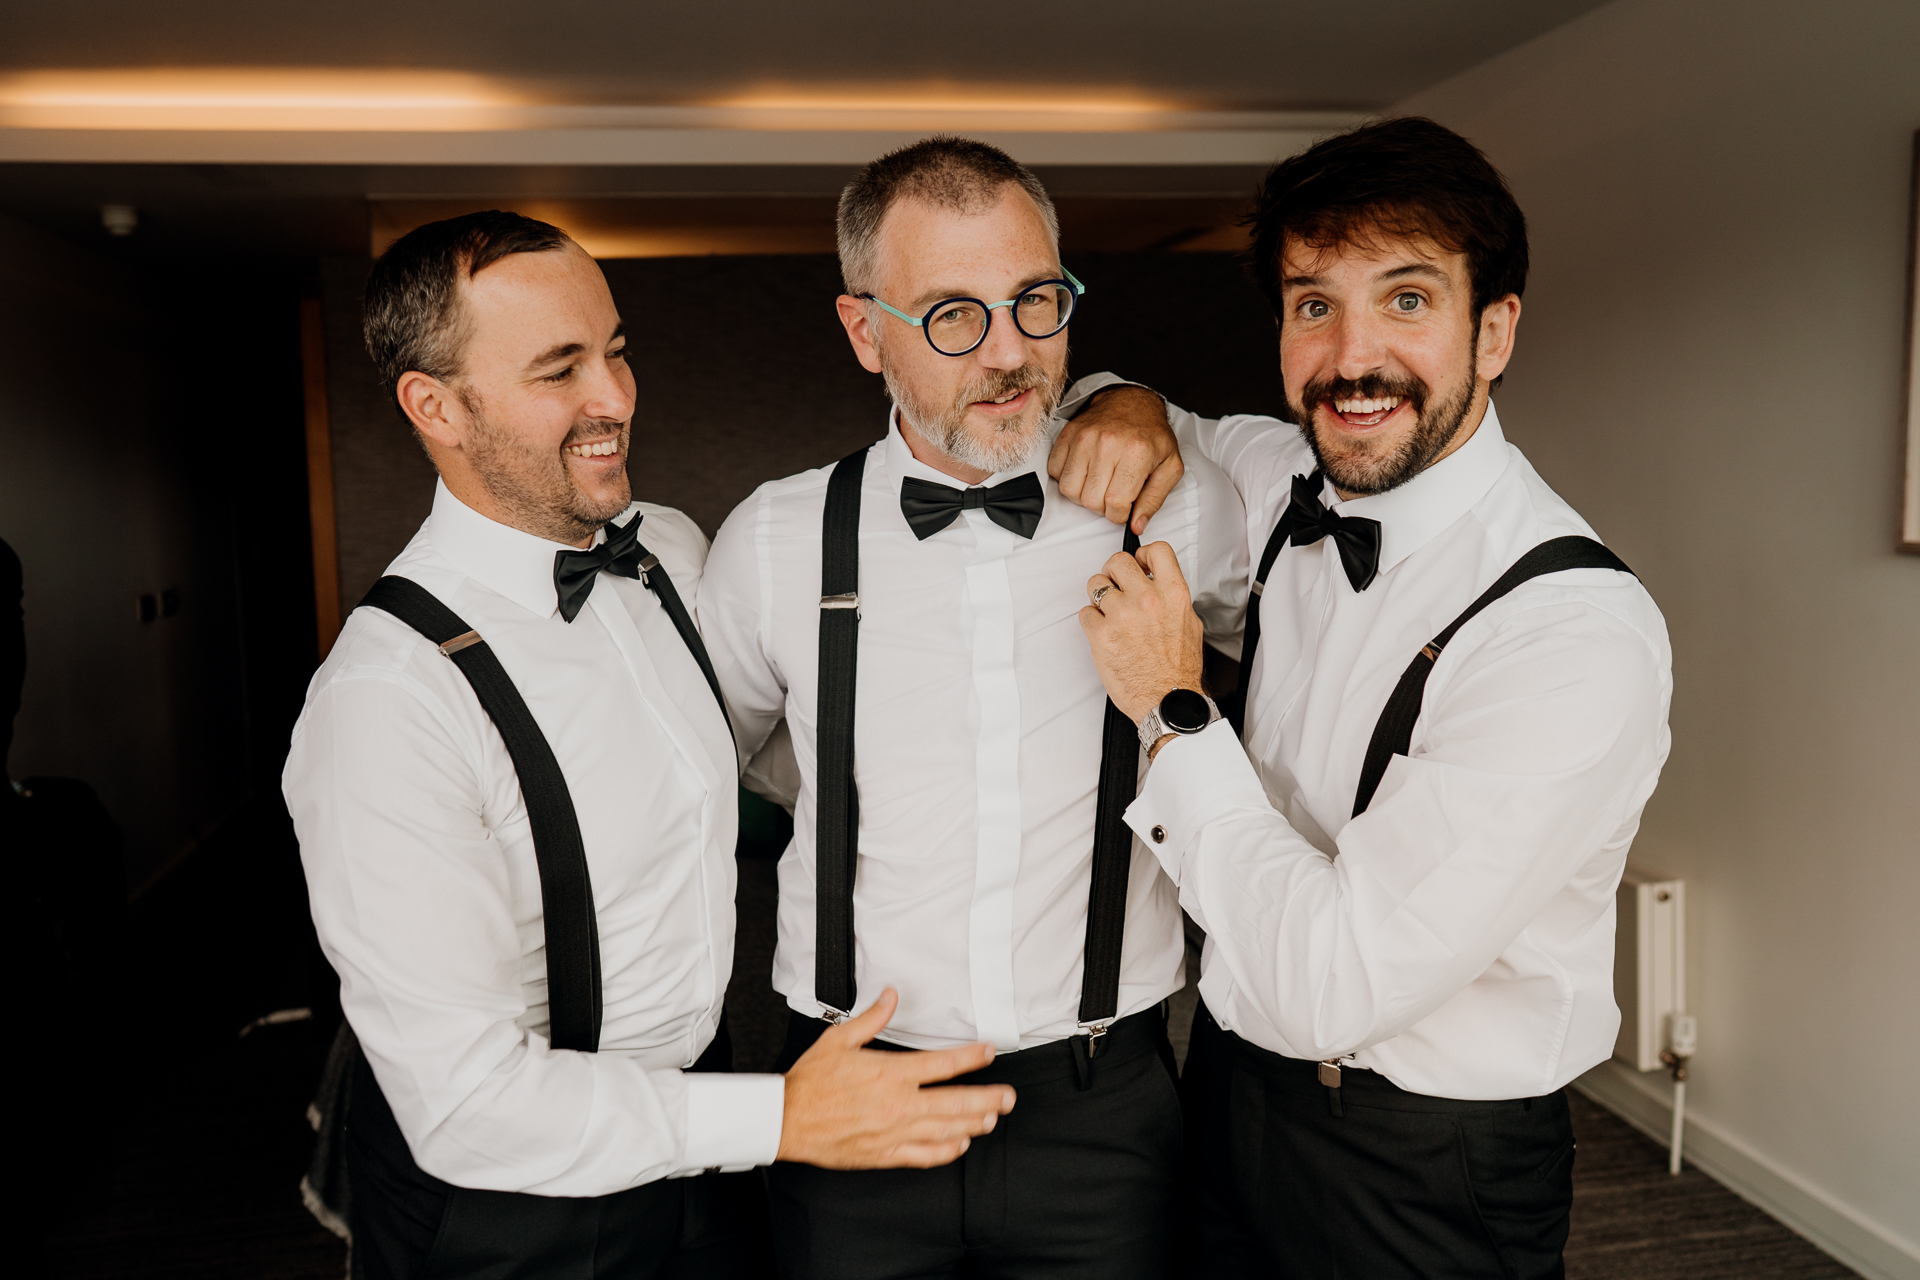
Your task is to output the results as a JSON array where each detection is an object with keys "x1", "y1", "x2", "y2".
[
  {"x1": 819, "y1": 592, "x2": 859, "y2": 611},
  {"x1": 818, "y1": 1005, "x2": 852, "y2": 1026},
  {"x1": 636, "y1": 552, "x2": 660, "y2": 584},
  {"x1": 1078, "y1": 1017, "x2": 1115, "y2": 1058},
  {"x1": 438, "y1": 630, "x2": 483, "y2": 657}
]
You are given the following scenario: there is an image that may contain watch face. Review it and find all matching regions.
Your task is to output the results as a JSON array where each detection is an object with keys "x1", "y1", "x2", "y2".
[{"x1": 1160, "y1": 688, "x2": 1211, "y2": 734}]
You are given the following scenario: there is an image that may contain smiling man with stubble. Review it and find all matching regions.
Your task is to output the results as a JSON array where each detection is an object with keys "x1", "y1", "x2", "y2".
[{"x1": 284, "y1": 211, "x2": 1018, "y2": 1280}]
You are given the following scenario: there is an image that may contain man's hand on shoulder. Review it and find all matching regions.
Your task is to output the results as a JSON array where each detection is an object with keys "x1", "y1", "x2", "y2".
[
  {"x1": 1049, "y1": 385, "x2": 1181, "y2": 535},
  {"x1": 777, "y1": 987, "x2": 1015, "y2": 1170}
]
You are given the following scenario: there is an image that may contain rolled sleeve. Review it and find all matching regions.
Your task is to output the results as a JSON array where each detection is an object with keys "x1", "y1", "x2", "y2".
[
  {"x1": 1125, "y1": 720, "x2": 1269, "y2": 888},
  {"x1": 683, "y1": 1072, "x2": 786, "y2": 1173}
]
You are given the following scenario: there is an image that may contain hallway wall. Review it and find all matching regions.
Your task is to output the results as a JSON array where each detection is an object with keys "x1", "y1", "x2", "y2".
[
  {"x1": 0, "y1": 213, "x2": 253, "y2": 884},
  {"x1": 0, "y1": 213, "x2": 313, "y2": 888},
  {"x1": 1395, "y1": 0, "x2": 1920, "y2": 1270}
]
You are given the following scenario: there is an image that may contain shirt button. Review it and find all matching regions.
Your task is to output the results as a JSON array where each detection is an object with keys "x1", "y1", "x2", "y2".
[{"x1": 1150, "y1": 825, "x2": 1167, "y2": 844}]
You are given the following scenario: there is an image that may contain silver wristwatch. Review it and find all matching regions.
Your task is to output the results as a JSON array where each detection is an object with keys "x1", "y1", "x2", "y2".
[{"x1": 1138, "y1": 688, "x2": 1221, "y2": 753}]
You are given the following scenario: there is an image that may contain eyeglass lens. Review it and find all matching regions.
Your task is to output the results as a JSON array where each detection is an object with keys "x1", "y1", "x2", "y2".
[{"x1": 925, "y1": 282, "x2": 1077, "y2": 355}]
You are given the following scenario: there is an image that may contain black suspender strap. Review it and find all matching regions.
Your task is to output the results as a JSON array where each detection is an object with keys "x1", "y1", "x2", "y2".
[
  {"x1": 1228, "y1": 472, "x2": 1319, "y2": 737},
  {"x1": 1074, "y1": 526, "x2": 1142, "y2": 1085},
  {"x1": 812, "y1": 450, "x2": 1146, "y2": 1066},
  {"x1": 813, "y1": 449, "x2": 868, "y2": 1021},
  {"x1": 1350, "y1": 535, "x2": 1636, "y2": 818},
  {"x1": 357, "y1": 576, "x2": 604, "y2": 1052},
  {"x1": 631, "y1": 535, "x2": 734, "y2": 747}
]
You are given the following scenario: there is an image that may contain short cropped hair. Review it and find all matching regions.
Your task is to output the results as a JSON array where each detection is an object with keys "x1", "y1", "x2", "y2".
[
  {"x1": 362, "y1": 210, "x2": 571, "y2": 394},
  {"x1": 837, "y1": 135, "x2": 1060, "y2": 295},
  {"x1": 1246, "y1": 116, "x2": 1528, "y2": 322}
]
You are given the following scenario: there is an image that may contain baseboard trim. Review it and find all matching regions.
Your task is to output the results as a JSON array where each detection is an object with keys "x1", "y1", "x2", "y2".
[{"x1": 1573, "y1": 1060, "x2": 1920, "y2": 1280}]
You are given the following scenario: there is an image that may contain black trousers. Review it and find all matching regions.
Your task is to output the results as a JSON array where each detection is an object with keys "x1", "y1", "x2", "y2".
[
  {"x1": 1182, "y1": 1004, "x2": 1576, "y2": 1280},
  {"x1": 347, "y1": 1023, "x2": 772, "y2": 1280},
  {"x1": 766, "y1": 1008, "x2": 1184, "y2": 1280}
]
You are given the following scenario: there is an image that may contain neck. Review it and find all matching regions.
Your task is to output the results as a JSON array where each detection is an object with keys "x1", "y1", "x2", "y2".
[
  {"x1": 439, "y1": 468, "x2": 596, "y2": 548},
  {"x1": 897, "y1": 413, "x2": 995, "y2": 486}
]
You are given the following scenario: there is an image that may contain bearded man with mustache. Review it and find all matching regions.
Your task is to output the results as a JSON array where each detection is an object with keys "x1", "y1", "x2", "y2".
[
  {"x1": 700, "y1": 137, "x2": 1249, "y2": 1279},
  {"x1": 1056, "y1": 117, "x2": 1673, "y2": 1280}
]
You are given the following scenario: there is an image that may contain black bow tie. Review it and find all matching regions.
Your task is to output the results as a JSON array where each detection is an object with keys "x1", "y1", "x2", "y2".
[
  {"x1": 1277, "y1": 471, "x2": 1383, "y2": 591},
  {"x1": 898, "y1": 472, "x2": 1045, "y2": 541},
  {"x1": 552, "y1": 513, "x2": 647, "y2": 622}
]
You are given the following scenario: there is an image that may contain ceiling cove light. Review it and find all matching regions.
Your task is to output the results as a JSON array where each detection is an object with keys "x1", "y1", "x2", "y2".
[{"x1": 0, "y1": 68, "x2": 521, "y2": 131}]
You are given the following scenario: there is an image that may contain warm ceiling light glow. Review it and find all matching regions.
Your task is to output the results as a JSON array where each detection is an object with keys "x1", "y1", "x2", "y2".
[
  {"x1": 0, "y1": 68, "x2": 521, "y2": 130},
  {"x1": 715, "y1": 90, "x2": 1176, "y2": 115}
]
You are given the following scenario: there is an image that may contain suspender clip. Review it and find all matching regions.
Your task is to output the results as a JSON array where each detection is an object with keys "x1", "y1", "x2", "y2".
[
  {"x1": 1078, "y1": 1017, "x2": 1115, "y2": 1058},
  {"x1": 1250, "y1": 579, "x2": 1265, "y2": 597},
  {"x1": 818, "y1": 1004, "x2": 852, "y2": 1026},
  {"x1": 819, "y1": 593, "x2": 860, "y2": 612},
  {"x1": 438, "y1": 631, "x2": 483, "y2": 657},
  {"x1": 636, "y1": 552, "x2": 660, "y2": 584}
]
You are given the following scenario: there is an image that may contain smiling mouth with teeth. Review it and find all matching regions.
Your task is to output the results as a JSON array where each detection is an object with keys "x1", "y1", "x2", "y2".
[
  {"x1": 1330, "y1": 395, "x2": 1406, "y2": 427},
  {"x1": 564, "y1": 439, "x2": 621, "y2": 458}
]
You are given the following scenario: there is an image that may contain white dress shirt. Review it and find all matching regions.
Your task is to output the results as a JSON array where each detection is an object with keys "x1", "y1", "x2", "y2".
[
  {"x1": 1130, "y1": 403, "x2": 1672, "y2": 1100},
  {"x1": 702, "y1": 374, "x2": 1249, "y2": 1052},
  {"x1": 284, "y1": 481, "x2": 784, "y2": 1196}
]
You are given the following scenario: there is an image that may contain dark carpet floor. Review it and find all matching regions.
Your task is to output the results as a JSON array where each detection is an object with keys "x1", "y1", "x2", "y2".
[{"x1": 36, "y1": 848, "x2": 1861, "y2": 1279}]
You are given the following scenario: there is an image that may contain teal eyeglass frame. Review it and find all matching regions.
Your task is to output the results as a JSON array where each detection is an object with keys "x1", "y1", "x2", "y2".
[{"x1": 859, "y1": 268, "x2": 1086, "y2": 356}]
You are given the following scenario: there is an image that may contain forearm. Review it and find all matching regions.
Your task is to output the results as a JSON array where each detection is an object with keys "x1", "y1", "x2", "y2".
[{"x1": 1130, "y1": 714, "x2": 1640, "y2": 1060}]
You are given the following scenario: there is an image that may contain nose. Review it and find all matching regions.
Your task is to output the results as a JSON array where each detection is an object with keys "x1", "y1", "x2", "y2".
[
  {"x1": 971, "y1": 303, "x2": 1032, "y2": 370},
  {"x1": 1328, "y1": 310, "x2": 1388, "y2": 382},
  {"x1": 583, "y1": 352, "x2": 637, "y2": 424}
]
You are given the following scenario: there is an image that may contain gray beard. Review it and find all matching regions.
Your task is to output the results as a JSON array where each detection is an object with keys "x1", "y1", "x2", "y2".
[{"x1": 883, "y1": 361, "x2": 1064, "y2": 476}]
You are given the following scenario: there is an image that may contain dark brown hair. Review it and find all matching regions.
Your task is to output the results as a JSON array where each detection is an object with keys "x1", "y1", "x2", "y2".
[
  {"x1": 362, "y1": 210, "x2": 571, "y2": 394},
  {"x1": 1247, "y1": 116, "x2": 1528, "y2": 322}
]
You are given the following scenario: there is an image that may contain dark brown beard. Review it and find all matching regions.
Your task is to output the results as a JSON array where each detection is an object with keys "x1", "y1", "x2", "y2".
[
  {"x1": 1284, "y1": 338, "x2": 1479, "y2": 497},
  {"x1": 461, "y1": 389, "x2": 632, "y2": 543}
]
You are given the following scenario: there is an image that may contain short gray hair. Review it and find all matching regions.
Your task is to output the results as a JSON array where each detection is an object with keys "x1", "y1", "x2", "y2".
[{"x1": 836, "y1": 135, "x2": 1060, "y2": 296}]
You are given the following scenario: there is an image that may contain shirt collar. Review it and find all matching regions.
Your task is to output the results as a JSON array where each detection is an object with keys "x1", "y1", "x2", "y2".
[
  {"x1": 425, "y1": 479, "x2": 611, "y2": 620},
  {"x1": 880, "y1": 403, "x2": 1047, "y2": 498},
  {"x1": 1329, "y1": 402, "x2": 1513, "y2": 576}
]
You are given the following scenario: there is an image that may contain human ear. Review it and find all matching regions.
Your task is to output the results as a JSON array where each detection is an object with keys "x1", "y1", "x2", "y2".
[
  {"x1": 1475, "y1": 294, "x2": 1522, "y2": 384},
  {"x1": 836, "y1": 295, "x2": 885, "y2": 375},
  {"x1": 397, "y1": 371, "x2": 464, "y2": 450}
]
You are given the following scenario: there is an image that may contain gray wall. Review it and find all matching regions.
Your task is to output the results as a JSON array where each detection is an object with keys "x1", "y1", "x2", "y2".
[
  {"x1": 1397, "y1": 0, "x2": 1920, "y2": 1256},
  {"x1": 0, "y1": 213, "x2": 251, "y2": 886},
  {"x1": 319, "y1": 249, "x2": 1284, "y2": 614}
]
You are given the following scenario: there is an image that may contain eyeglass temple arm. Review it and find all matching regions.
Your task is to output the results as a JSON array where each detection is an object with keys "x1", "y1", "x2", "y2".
[{"x1": 858, "y1": 294, "x2": 925, "y2": 327}]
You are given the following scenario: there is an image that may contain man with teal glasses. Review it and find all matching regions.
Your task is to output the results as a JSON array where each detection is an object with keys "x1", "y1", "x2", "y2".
[{"x1": 700, "y1": 137, "x2": 1249, "y2": 1278}]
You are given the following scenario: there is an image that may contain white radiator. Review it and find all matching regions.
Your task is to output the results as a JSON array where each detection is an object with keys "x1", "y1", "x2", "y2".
[{"x1": 1613, "y1": 860, "x2": 1686, "y2": 1072}]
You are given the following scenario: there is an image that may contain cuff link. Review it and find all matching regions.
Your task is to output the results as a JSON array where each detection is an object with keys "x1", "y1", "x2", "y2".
[{"x1": 1150, "y1": 825, "x2": 1167, "y2": 844}]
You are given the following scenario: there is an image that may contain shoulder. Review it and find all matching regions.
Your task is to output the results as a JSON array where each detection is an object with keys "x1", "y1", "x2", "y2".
[
  {"x1": 713, "y1": 450, "x2": 870, "y2": 556},
  {"x1": 629, "y1": 502, "x2": 709, "y2": 579},
  {"x1": 292, "y1": 601, "x2": 479, "y2": 755},
  {"x1": 1213, "y1": 414, "x2": 1314, "y2": 519},
  {"x1": 1460, "y1": 450, "x2": 1671, "y2": 677}
]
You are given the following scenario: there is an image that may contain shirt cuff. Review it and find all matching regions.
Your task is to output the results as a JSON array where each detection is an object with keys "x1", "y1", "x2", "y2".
[
  {"x1": 1125, "y1": 720, "x2": 1270, "y2": 886},
  {"x1": 1056, "y1": 371, "x2": 1162, "y2": 420},
  {"x1": 683, "y1": 1072, "x2": 785, "y2": 1173}
]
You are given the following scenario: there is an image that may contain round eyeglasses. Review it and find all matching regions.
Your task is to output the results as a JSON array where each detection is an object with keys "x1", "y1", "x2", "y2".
[{"x1": 859, "y1": 269, "x2": 1085, "y2": 357}]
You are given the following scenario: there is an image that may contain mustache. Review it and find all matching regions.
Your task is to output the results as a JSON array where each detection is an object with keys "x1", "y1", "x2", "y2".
[
  {"x1": 956, "y1": 364, "x2": 1057, "y2": 414},
  {"x1": 561, "y1": 419, "x2": 630, "y2": 448},
  {"x1": 1297, "y1": 372, "x2": 1429, "y2": 413}
]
